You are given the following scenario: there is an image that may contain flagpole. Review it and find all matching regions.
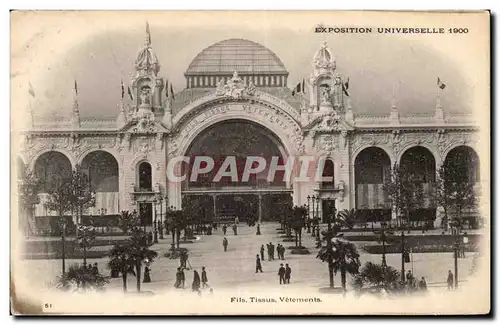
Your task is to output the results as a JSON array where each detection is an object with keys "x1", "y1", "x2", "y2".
[
  {"x1": 436, "y1": 78, "x2": 442, "y2": 108},
  {"x1": 29, "y1": 99, "x2": 34, "y2": 128}
]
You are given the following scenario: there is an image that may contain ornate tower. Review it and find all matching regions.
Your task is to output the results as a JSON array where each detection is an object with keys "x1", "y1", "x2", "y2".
[
  {"x1": 129, "y1": 22, "x2": 165, "y2": 122},
  {"x1": 307, "y1": 42, "x2": 347, "y2": 116}
]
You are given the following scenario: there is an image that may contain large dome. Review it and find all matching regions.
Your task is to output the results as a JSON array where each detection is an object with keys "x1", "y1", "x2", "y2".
[{"x1": 186, "y1": 39, "x2": 288, "y2": 75}]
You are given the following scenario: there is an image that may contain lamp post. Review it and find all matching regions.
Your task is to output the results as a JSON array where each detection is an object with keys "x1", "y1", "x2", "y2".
[
  {"x1": 170, "y1": 206, "x2": 176, "y2": 252},
  {"x1": 315, "y1": 197, "x2": 321, "y2": 248},
  {"x1": 159, "y1": 196, "x2": 164, "y2": 239},
  {"x1": 306, "y1": 195, "x2": 311, "y2": 233},
  {"x1": 153, "y1": 198, "x2": 158, "y2": 243},
  {"x1": 57, "y1": 216, "x2": 67, "y2": 275},
  {"x1": 401, "y1": 229, "x2": 406, "y2": 283},
  {"x1": 453, "y1": 229, "x2": 468, "y2": 289}
]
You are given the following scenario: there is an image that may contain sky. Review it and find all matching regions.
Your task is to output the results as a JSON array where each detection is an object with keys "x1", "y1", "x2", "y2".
[{"x1": 11, "y1": 12, "x2": 477, "y2": 120}]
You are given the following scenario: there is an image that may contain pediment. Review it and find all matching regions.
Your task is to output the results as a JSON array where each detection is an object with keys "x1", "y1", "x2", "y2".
[
  {"x1": 303, "y1": 112, "x2": 354, "y2": 134},
  {"x1": 119, "y1": 117, "x2": 170, "y2": 134}
]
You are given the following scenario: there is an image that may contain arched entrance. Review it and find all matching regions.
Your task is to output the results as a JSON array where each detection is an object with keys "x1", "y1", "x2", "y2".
[
  {"x1": 354, "y1": 147, "x2": 391, "y2": 223},
  {"x1": 182, "y1": 119, "x2": 293, "y2": 223},
  {"x1": 443, "y1": 145, "x2": 480, "y2": 228},
  {"x1": 81, "y1": 151, "x2": 120, "y2": 218},
  {"x1": 400, "y1": 146, "x2": 436, "y2": 224},
  {"x1": 33, "y1": 151, "x2": 73, "y2": 232}
]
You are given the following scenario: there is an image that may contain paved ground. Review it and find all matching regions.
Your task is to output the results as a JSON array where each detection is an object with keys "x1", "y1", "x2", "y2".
[{"x1": 17, "y1": 223, "x2": 481, "y2": 293}]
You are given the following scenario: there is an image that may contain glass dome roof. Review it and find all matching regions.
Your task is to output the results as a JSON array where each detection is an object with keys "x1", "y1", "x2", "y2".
[{"x1": 185, "y1": 39, "x2": 288, "y2": 75}]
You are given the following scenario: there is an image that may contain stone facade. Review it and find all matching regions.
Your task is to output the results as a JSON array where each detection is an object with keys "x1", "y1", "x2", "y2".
[{"x1": 16, "y1": 27, "x2": 480, "y2": 225}]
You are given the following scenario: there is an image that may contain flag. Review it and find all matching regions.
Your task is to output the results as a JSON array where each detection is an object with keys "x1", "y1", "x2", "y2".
[
  {"x1": 437, "y1": 77, "x2": 446, "y2": 89},
  {"x1": 28, "y1": 82, "x2": 35, "y2": 97},
  {"x1": 127, "y1": 86, "x2": 134, "y2": 100},
  {"x1": 74, "y1": 80, "x2": 78, "y2": 96},
  {"x1": 170, "y1": 83, "x2": 175, "y2": 101},
  {"x1": 121, "y1": 79, "x2": 125, "y2": 99},
  {"x1": 146, "y1": 21, "x2": 151, "y2": 45},
  {"x1": 292, "y1": 80, "x2": 304, "y2": 96},
  {"x1": 342, "y1": 77, "x2": 350, "y2": 97}
]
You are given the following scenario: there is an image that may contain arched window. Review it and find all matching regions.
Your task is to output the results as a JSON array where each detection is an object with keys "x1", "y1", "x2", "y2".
[
  {"x1": 321, "y1": 159, "x2": 335, "y2": 189},
  {"x1": 138, "y1": 162, "x2": 152, "y2": 191}
]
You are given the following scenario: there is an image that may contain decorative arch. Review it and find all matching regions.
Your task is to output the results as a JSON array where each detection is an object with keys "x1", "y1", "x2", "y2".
[
  {"x1": 172, "y1": 90, "x2": 302, "y2": 134},
  {"x1": 33, "y1": 151, "x2": 73, "y2": 192},
  {"x1": 352, "y1": 144, "x2": 394, "y2": 166},
  {"x1": 30, "y1": 148, "x2": 76, "y2": 170},
  {"x1": 396, "y1": 143, "x2": 438, "y2": 166},
  {"x1": 172, "y1": 106, "x2": 301, "y2": 162},
  {"x1": 80, "y1": 150, "x2": 119, "y2": 192},
  {"x1": 77, "y1": 147, "x2": 121, "y2": 167},
  {"x1": 399, "y1": 145, "x2": 436, "y2": 183},
  {"x1": 444, "y1": 145, "x2": 480, "y2": 183}
]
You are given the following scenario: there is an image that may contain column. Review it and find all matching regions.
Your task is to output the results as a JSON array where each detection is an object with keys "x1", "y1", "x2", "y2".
[{"x1": 258, "y1": 193, "x2": 262, "y2": 223}]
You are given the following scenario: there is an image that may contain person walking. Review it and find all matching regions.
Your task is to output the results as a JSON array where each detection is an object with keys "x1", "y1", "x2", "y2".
[
  {"x1": 284, "y1": 264, "x2": 291, "y2": 284},
  {"x1": 222, "y1": 224, "x2": 227, "y2": 235},
  {"x1": 260, "y1": 245, "x2": 265, "y2": 261},
  {"x1": 192, "y1": 270, "x2": 201, "y2": 292},
  {"x1": 180, "y1": 267, "x2": 186, "y2": 288},
  {"x1": 233, "y1": 224, "x2": 238, "y2": 235},
  {"x1": 255, "y1": 255, "x2": 263, "y2": 273},
  {"x1": 270, "y1": 242, "x2": 275, "y2": 260},
  {"x1": 223, "y1": 237, "x2": 229, "y2": 252},
  {"x1": 256, "y1": 223, "x2": 261, "y2": 235},
  {"x1": 281, "y1": 245, "x2": 286, "y2": 260},
  {"x1": 447, "y1": 270, "x2": 454, "y2": 290},
  {"x1": 266, "y1": 243, "x2": 272, "y2": 261},
  {"x1": 276, "y1": 244, "x2": 281, "y2": 260},
  {"x1": 174, "y1": 267, "x2": 182, "y2": 288},
  {"x1": 143, "y1": 265, "x2": 152, "y2": 283},
  {"x1": 278, "y1": 264, "x2": 286, "y2": 284},
  {"x1": 201, "y1": 266, "x2": 208, "y2": 288}
]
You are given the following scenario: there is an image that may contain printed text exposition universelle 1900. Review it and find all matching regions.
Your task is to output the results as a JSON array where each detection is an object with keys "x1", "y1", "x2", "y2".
[{"x1": 314, "y1": 26, "x2": 470, "y2": 34}]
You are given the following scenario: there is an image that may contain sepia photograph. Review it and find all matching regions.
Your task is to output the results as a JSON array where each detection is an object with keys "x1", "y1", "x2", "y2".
[{"x1": 9, "y1": 10, "x2": 491, "y2": 315}]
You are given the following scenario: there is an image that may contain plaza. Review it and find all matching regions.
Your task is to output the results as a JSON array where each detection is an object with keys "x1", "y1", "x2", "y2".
[{"x1": 18, "y1": 223, "x2": 480, "y2": 294}]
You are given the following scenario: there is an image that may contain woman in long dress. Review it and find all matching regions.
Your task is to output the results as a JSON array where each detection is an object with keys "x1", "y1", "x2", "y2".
[
  {"x1": 192, "y1": 270, "x2": 201, "y2": 292},
  {"x1": 143, "y1": 265, "x2": 152, "y2": 283}
]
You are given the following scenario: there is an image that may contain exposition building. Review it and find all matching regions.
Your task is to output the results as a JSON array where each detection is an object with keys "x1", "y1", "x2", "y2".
[{"x1": 16, "y1": 26, "x2": 482, "y2": 231}]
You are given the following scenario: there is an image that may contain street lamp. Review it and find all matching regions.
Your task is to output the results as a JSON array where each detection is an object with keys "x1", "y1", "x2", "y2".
[
  {"x1": 306, "y1": 195, "x2": 311, "y2": 233},
  {"x1": 57, "y1": 216, "x2": 67, "y2": 275},
  {"x1": 158, "y1": 196, "x2": 164, "y2": 239},
  {"x1": 315, "y1": 196, "x2": 321, "y2": 248},
  {"x1": 453, "y1": 230, "x2": 468, "y2": 289},
  {"x1": 153, "y1": 198, "x2": 158, "y2": 243}
]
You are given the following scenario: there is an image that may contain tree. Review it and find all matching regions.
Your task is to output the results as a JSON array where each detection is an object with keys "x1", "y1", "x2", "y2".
[
  {"x1": 383, "y1": 163, "x2": 425, "y2": 228},
  {"x1": 352, "y1": 262, "x2": 400, "y2": 294},
  {"x1": 315, "y1": 223, "x2": 342, "y2": 289},
  {"x1": 435, "y1": 160, "x2": 477, "y2": 232},
  {"x1": 337, "y1": 209, "x2": 357, "y2": 229},
  {"x1": 290, "y1": 205, "x2": 307, "y2": 247},
  {"x1": 118, "y1": 210, "x2": 140, "y2": 234},
  {"x1": 108, "y1": 227, "x2": 158, "y2": 292},
  {"x1": 318, "y1": 237, "x2": 360, "y2": 293},
  {"x1": 70, "y1": 164, "x2": 96, "y2": 225},
  {"x1": 18, "y1": 167, "x2": 42, "y2": 235},
  {"x1": 76, "y1": 224, "x2": 96, "y2": 266},
  {"x1": 107, "y1": 244, "x2": 137, "y2": 292},
  {"x1": 55, "y1": 263, "x2": 110, "y2": 292}
]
